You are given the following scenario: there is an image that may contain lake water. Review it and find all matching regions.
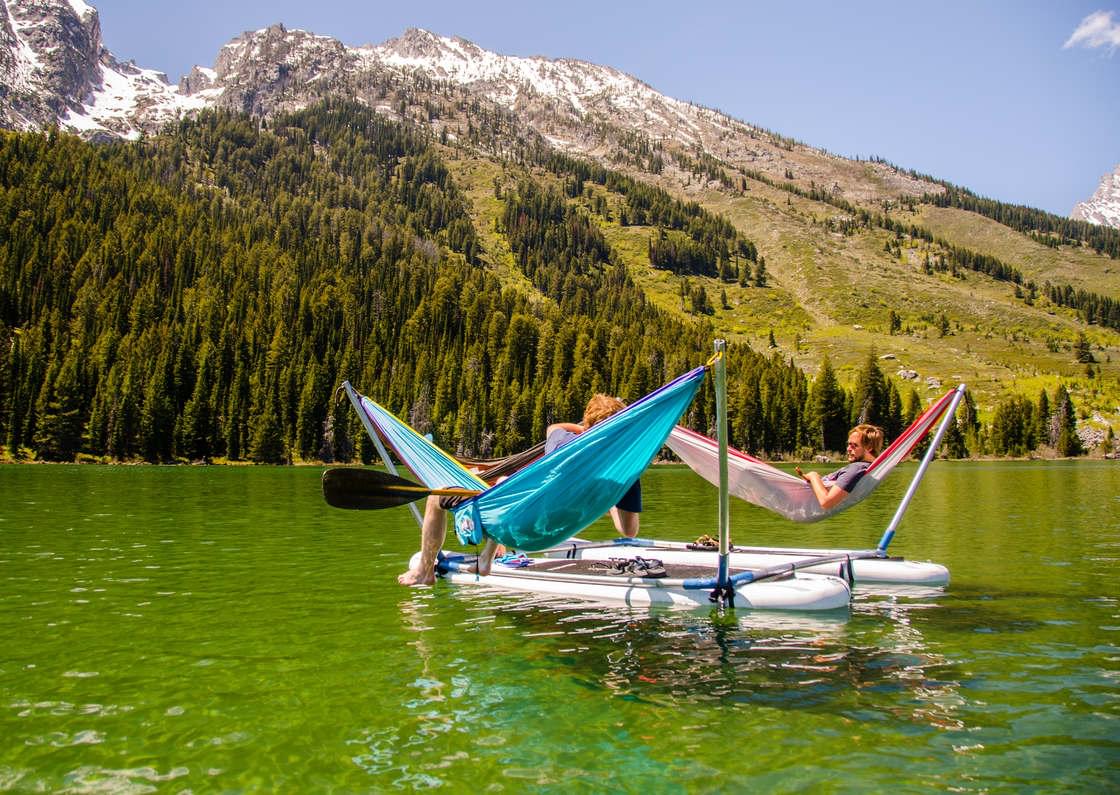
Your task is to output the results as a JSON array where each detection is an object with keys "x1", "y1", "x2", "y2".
[{"x1": 1, "y1": 462, "x2": 1118, "y2": 792}]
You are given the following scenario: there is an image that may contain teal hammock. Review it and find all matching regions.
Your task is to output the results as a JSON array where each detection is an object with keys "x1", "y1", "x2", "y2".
[{"x1": 353, "y1": 364, "x2": 708, "y2": 550}]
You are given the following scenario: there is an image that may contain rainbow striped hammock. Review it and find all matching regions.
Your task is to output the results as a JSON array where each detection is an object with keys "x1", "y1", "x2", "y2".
[
  {"x1": 665, "y1": 386, "x2": 964, "y2": 523},
  {"x1": 345, "y1": 364, "x2": 708, "y2": 551}
]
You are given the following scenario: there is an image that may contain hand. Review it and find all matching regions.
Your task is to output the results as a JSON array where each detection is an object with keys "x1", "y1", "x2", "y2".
[{"x1": 795, "y1": 466, "x2": 807, "y2": 481}]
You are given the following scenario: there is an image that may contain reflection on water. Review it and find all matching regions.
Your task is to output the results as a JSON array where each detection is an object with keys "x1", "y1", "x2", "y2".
[
  {"x1": 342, "y1": 584, "x2": 973, "y2": 789},
  {"x1": 2, "y1": 463, "x2": 1118, "y2": 791},
  {"x1": 416, "y1": 585, "x2": 958, "y2": 719}
]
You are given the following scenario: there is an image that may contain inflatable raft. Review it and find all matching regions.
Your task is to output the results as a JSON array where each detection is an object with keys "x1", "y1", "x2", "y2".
[
  {"x1": 428, "y1": 551, "x2": 852, "y2": 611},
  {"x1": 540, "y1": 538, "x2": 949, "y2": 586}
]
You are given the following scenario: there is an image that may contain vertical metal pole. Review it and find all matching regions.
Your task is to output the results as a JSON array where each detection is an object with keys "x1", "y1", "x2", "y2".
[
  {"x1": 877, "y1": 384, "x2": 966, "y2": 552},
  {"x1": 344, "y1": 381, "x2": 424, "y2": 527},
  {"x1": 714, "y1": 340, "x2": 730, "y2": 587}
]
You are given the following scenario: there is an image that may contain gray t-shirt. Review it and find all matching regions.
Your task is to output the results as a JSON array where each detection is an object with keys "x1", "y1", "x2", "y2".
[
  {"x1": 823, "y1": 461, "x2": 870, "y2": 493},
  {"x1": 545, "y1": 427, "x2": 579, "y2": 454}
]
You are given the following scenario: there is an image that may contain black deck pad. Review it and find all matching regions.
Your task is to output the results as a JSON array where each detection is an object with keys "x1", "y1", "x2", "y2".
[{"x1": 506, "y1": 557, "x2": 749, "y2": 580}]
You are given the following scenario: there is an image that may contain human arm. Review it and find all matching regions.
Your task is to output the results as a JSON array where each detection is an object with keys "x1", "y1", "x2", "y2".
[
  {"x1": 796, "y1": 468, "x2": 850, "y2": 510},
  {"x1": 546, "y1": 421, "x2": 583, "y2": 436}
]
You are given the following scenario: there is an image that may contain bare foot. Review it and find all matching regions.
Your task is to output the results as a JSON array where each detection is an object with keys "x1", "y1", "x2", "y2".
[{"x1": 397, "y1": 568, "x2": 435, "y2": 586}]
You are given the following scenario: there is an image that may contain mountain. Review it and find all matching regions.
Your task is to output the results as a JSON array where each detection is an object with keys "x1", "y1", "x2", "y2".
[
  {"x1": 1, "y1": 2, "x2": 932, "y2": 203},
  {"x1": 1071, "y1": 164, "x2": 1120, "y2": 229},
  {"x1": 1, "y1": 0, "x2": 1119, "y2": 461},
  {"x1": 0, "y1": 0, "x2": 204, "y2": 137}
]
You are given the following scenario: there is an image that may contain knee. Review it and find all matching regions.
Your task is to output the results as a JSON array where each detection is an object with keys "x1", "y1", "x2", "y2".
[{"x1": 423, "y1": 494, "x2": 445, "y2": 519}]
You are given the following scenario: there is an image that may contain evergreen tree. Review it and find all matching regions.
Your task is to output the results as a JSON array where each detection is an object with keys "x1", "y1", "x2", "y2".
[
  {"x1": 1036, "y1": 389, "x2": 1052, "y2": 447},
  {"x1": 753, "y1": 256, "x2": 767, "y2": 287},
  {"x1": 179, "y1": 341, "x2": 217, "y2": 461},
  {"x1": 250, "y1": 386, "x2": 288, "y2": 464},
  {"x1": 882, "y1": 381, "x2": 904, "y2": 443},
  {"x1": 959, "y1": 390, "x2": 982, "y2": 456},
  {"x1": 989, "y1": 395, "x2": 1036, "y2": 456},
  {"x1": 1052, "y1": 384, "x2": 1083, "y2": 457},
  {"x1": 941, "y1": 415, "x2": 968, "y2": 458},
  {"x1": 808, "y1": 356, "x2": 848, "y2": 452},
  {"x1": 852, "y1": 351, "x2": 889, "y2": 426},
  {"x1": 1073, "y1": 333, "x2": 1094, "y2": 363},
  {"x1": 32, "y1": 350, "x2": 83, "y2": 461}
]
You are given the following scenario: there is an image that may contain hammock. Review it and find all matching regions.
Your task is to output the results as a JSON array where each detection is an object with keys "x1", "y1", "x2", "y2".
[
  {"x1": 350, "y1": 365, "x2": 708, "y2": 550},
  {"x1": 458, "y1": 441, "x2": 546, "y2": 484},
  {"x1": 665, "y1": 387, "x2": 962, "y2": 523}
]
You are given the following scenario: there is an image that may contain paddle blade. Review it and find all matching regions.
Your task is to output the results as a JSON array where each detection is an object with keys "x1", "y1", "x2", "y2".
[{"x1": 321, "y1": 468, "x2": 431, "y2": 510}]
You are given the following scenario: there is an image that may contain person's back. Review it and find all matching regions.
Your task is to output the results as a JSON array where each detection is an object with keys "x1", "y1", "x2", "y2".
[{"x1": 545, "y1": 394, "x2": 641, "y2": 538}]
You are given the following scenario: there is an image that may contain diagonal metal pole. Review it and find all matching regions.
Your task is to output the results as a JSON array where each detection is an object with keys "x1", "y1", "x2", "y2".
[
  {"x1": 876, "y1": 384, "x2": 967, "y2": 552},
  {"x1": 343, "y1": 381, "x2": 424, "y2": 527}
]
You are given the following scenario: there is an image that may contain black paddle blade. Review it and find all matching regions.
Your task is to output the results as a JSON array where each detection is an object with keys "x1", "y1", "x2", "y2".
[{"x1": 321, "y1": 468, "x2": 431, "y2": 510}]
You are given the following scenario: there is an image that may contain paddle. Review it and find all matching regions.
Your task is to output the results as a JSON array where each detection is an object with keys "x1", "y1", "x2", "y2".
[{"x1": 321, "y1": 468, "x2": 481, "y2": 510}]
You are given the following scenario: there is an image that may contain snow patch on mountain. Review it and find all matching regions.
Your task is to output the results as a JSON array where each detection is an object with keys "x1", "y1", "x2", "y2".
[
  {"x1": 371, "y1": 28, "x2": 701, "y2": 131},
  {"x1": 1, "y1": 0, "x2": 203, "y2": 136},
  {"x1": 65, "y1": 0, "x2": 93, "y2": 17},
  {"x1": 1071, "y1": 165, "x2": 1120, "y2": 229},
  {"x1": 0, "y1": 5, "x2": 938, "y2": 203},
  {"x1": 63, "y1": 59, "x2": 205, "y2": 139}
]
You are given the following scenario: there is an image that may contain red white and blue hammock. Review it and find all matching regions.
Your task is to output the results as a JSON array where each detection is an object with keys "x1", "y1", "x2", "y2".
[{"x1": 665, "y1": 386, "x2": 964, "y2": 522}]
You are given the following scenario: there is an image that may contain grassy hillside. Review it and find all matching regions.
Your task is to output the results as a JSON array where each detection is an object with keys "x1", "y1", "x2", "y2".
[
  {"x1": 706, "y1": 180, "x2": 1120, "y2": 416},
  {"x1": 446, "y1": 152, "x2": 1120, "y2": 434},
  {"x1": 912, "y1": 205, "x2": 1120, "y2": 300}
]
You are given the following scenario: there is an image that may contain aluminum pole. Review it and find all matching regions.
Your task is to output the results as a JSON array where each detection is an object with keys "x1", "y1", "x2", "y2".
[
  {"x1": 876, "y1": 384, "x2": 966, "y2": 552},
  {"x1": 714, "y1": 340, "x2": 730, "y2": 587},
  {"x1": 343, "y1": 381, "x2": 424, "y2": 527}
]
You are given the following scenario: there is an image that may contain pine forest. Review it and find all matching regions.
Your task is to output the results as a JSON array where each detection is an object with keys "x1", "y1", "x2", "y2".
[{"x1": 0, "y1": 102, "x2": 1093, "y2": 464}]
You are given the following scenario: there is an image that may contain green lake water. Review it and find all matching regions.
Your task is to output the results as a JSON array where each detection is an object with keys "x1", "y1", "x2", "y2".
[{"x1": 1, "y1": 462, "x2": 1118, "y2": 792}]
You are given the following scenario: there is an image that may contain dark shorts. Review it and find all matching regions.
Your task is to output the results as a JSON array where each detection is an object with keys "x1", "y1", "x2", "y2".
[{"x1": 615, "y1": 480, "x2": 642, "y2": 513}]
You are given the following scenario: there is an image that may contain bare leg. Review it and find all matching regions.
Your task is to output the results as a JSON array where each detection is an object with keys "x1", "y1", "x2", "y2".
[
  {"x1": 610, "y1": 507, "x2": 640, "y2": 539},
  {"x1": 474, "y1": 538, "x2": 499, "y2": 576},
  {"x1": 398, "y1": 495, "x2": 445, "y2": 586}
]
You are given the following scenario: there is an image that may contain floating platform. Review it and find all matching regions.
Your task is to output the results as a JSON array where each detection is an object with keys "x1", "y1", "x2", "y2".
[
  {"x1": 430, "y1": 552, "x2": 852, "y2": 611},
  {"x1": 539, "y1": 538, "x2": 950, "y2": 586}
]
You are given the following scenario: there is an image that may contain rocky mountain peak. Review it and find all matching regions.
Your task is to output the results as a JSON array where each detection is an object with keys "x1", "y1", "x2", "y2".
[
  {"x1": 1, "y1": 0, "x2": 204, "y2": 138},
  {"x1": 0, "y1": 1, "x2": 939, "y2": 202},
  {"x1": 1, "y1": 0, "x2": 103, "y2": 127},
  {"x1": 186, "y1": 22, "x2": 358, "y2": 116},
  {"x1": 379, "y1": 27, "x2": 472, "y2": 61},
  {"x1": 1071, "y1": 164, "x2": 1120, "y2": 229}
]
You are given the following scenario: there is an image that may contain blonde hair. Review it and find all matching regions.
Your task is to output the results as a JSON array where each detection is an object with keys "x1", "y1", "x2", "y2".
[
  {"x1": 582, "y1": 394, "x2": 626, "y2": 428},
  {"x1": 850, "y1": 423, "x2": 884, "y2": 456}
]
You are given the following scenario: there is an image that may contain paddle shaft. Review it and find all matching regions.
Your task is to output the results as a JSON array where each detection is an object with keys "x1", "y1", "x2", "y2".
[
  {"x1": 321, "y1": 467, "x2": 482, "y2": 510},
  {"x1": 387, "y1": 485, "x2": 480, "y2": 498}
]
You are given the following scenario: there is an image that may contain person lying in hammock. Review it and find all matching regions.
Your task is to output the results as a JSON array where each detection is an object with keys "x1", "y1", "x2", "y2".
[
  {"x1": 795, "y1": 423, "x2": 884, "y2": 510},
  {"x1": 398, "y1": 394, "x2": 641, "y2": 586}
]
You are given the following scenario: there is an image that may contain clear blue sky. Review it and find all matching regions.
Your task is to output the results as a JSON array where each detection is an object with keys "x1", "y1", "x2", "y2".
[{"x1": 92, "y1": 0, "x2": 1118, "y2": 217}]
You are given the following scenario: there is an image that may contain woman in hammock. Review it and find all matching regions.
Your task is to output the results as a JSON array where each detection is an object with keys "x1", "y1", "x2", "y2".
[{"x1": 796, "y1": 424, "x2": 884, "y2": 510}]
